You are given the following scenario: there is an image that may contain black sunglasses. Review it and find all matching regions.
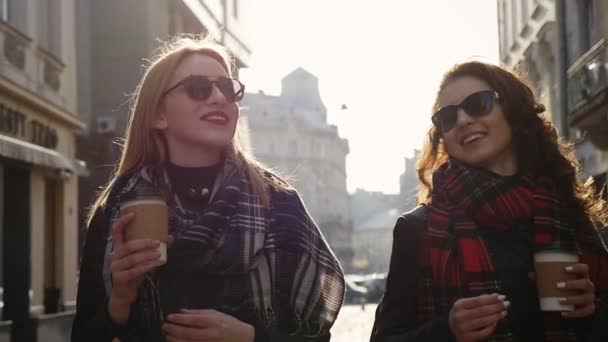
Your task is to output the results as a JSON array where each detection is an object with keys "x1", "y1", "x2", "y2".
[
  {"x1": 431, "y1": 90, "x2": 500, "y2": 133},
  {"x1": 162, "y1": 75, "x2": 245, "y2": 103}
]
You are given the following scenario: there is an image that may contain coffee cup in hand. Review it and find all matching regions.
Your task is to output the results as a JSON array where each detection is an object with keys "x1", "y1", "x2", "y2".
[
  {"x1": 120, "y1": 190, "x2": 169, "y2": 265},
  {"x1": 533, "y1": 251, "x2": 579, "y2": 312}
]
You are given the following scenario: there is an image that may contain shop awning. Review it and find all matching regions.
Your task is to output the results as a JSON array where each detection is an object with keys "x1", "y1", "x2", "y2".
[{"x1": 0, "y1": 134, "x2": 88, "y2": 176}]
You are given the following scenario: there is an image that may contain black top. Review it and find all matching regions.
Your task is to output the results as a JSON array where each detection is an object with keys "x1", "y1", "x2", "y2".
[
  {"x1": 478, "y1": 220, "x2": 544, "y2": 340},
  {"x1": 166, "y1": 162, "x2": 220, "y2": 211}
]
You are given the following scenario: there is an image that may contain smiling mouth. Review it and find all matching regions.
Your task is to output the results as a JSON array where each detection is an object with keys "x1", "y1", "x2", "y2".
[
  {"x1": 201, "y1": 112, "x2": 229, "y2": 125},
  {"x1": 461, "y1": 133, "x2": 486, "y2": 146}
]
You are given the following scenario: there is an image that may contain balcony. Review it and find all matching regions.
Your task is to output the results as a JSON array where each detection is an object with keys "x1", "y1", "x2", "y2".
[
  {"x1": 0, "y1": 20, "x2": 66, "y2": 109},
  {"x1": 568, "y1": 39, "x2": 608, "y2": 119},
  {"x1": 567, "y1": 39, "x2": 608, "y2": 149}
]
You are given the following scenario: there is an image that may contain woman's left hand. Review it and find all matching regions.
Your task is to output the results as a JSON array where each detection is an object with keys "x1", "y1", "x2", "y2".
[
  {"x1": 559, "y1": 263, "x2": 596, "y2": 318},
  {"x1": 163, "y1": 309, "x2": 255, "y2": 342}
]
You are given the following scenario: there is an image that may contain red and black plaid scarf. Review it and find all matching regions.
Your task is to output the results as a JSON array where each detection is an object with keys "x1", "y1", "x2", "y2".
[{"x1": 418, "y1": 160, "x2": 608, "y2": 341}]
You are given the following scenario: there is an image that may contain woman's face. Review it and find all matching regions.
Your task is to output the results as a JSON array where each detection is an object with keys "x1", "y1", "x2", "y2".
[
  {"x1": 154, "y1": 53, "x2": 240, "y2": 159},
  {"x1": 436, "y1": 76, "x2": 517, "y2": 175}
]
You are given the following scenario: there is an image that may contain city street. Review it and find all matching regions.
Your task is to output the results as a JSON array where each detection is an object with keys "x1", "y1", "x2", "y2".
[{"x1": 331, "y1": 303, "x2": 378, "y2": 342}]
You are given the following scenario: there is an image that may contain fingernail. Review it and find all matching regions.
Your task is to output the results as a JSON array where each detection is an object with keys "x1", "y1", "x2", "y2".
[
  {"x1": 503, "y1": 301, "x2": 511, "y2": 308},
  {"x1": 498, "y1": 295, "x2": 506, "y2": 301},
  {"x1": 556, "y1": 282, "x2": 566, "y2": 289},
  {"x1": 565, "y1": 266, "x2": 574, "y2": 272},
  {"x1": 501, "y1": 310, "x2": 508, "y2": 317}
]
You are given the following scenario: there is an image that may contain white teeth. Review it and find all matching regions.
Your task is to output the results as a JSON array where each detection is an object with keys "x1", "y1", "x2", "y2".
[
  {"x1": 203, "y1": 115, "x2": 227, "y2": 122},
  {"x1": 463, "y1": 133, "x2": 485, "y2": 144}
]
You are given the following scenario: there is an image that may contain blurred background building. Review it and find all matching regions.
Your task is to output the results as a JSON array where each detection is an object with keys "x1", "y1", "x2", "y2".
[
  {"x1": 497, "y1": 0, "x2": 607, "y2": 197},
  {"x1": 350, "y1": 190, "x2": 401, "y2": 274},
  {"x1": 564, "y1": 0, "x2": 608, "y2": 192},
  {"x1": 399, "y1": 150, "x2": 419, "y2": 212},
  {"x1": 242, "y1": 68, "x2": 354, "y2": 270},
  {"x1": 497, "y1": 0, "x2": 559, "y2": 125},
  {"x1": 0, "y1": 0, "x2": 86, "y2": 341}
]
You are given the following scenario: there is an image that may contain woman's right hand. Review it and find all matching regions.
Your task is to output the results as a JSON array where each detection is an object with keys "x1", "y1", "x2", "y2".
[
  {"x1": 109, "y1": 212, "x2": 163, "y2": 308},
  {"x1": 448, "y1": 293, "x2": 509, "y2": 342}
]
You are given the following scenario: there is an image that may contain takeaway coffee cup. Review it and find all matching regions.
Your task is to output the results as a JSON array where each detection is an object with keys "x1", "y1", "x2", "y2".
[
  {"x1": 534, "y1": 251, "x2": 579, "y2": 311},
  {"x1": 119, "y1": 187, "x2": 168, "y2": 265}
]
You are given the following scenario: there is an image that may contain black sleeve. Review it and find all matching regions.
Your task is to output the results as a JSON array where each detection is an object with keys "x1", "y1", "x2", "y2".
[
  {"x1": 370, "y1": 213, "x2": 456, "y2": 342},
  {"x1": 586, "y1": 295, "x2": 608, "y2": 341},
  {"x1": 584, "y1": 240, "x2": 608, "y2": 342},
  {"x1": 70, "y1": 206, "x2": 141, "y2": 342},
  {"x1": 265, "y1": 330, "x2": 330, "y2": 342}
]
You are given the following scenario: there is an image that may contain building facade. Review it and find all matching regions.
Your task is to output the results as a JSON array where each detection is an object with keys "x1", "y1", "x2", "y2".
[
  {"x1": 399, "y1": 150, "x2": 419, "y2": 212},
  {"x1": 564, "y1": 0, "x2": 608, "y2": 189},
  {"x1": 0, "y1": 0, "x2": 87, "y2": 341},
  {"x1": 350, "y1": 190, "x2": 401, "y2": 274},
  {"x1": 76, "y1": 0, "x2": 253, "y2": 243},
  {"x1": 243, "y1": 68, "x2": 354, "y2": 270},
  {"x1": 497, "y1": 0, "x2": 560, "y2": 125},
  {"x1": 497, "y1": 0, "x2": 607, "y2": 192}
]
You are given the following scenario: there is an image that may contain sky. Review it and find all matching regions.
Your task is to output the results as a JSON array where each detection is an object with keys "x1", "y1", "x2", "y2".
[{"x1": 239, "y1": 0, "x2": 500, "y2": 194}]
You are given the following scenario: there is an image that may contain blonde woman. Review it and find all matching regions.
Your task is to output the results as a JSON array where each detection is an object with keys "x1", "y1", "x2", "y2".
[{"x1": 71, "y1": 36, "x2": 344, "y2": 342}]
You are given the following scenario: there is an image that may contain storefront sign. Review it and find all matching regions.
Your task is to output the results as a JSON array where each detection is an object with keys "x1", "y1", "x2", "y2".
[{"x1": 0, "y1": 103, "x2": 58, "y2": 149}]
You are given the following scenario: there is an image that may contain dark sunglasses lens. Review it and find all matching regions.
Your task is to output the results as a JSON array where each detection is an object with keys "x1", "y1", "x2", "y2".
[
  {"x1": 462, "y1": 91, "x2": 494, "y2": 117},
  {"x1": 220, "y1": 78, "x2": 245, "y2": 102},
  {"x1": 215, "y1": 78, "x2": 237, "y2": 101},
  {"x1": 434, "y1": 107, "x2": 458, "y2": 132},
  {"x1": 186, "y1": 77, "x2": 213, "y2": 101},
  {"x1": 232, "y1": 79, "x2": 244, "y2": 101}
]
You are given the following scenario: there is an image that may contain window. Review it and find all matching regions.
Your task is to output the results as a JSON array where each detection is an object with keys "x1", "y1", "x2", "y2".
[
  {"x1": 39, "y1": 0, "x2": 61, "y2": 55},
  {"x1": 500, "y1": 0, "x2": 510, "y2": 51},
  {"x1": 289, "y1": 140, "x2": 298, "y2": 154},
  {"x1": 580, "y1": 0, "x2": 596, "y2": 51},
  {"x1": 510, "y1": 1, "x2": 518, "y2": 45},
  {"x1": 0, "y1": 0, "x2": 7, "y2": 21},
  {"x1": 43, "y1": 180, "x2": 59, "y2": 313},
  {"x1": 310, "y1": 141, "x2": 318, "y2": 155},
  {"x1": 2, "y1": 0, "x2": 26, "y2": 30},
  {"x1": 232, "y1": 0, "x2": 238, "y2": 18}
]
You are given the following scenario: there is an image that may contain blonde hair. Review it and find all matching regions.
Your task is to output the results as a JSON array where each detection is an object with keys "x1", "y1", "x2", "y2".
[{"x1": 87, "y1": 34, "x2": 290, "y2": 225}]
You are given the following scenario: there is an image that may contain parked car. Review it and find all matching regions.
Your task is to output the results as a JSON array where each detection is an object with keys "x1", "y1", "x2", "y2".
[
  {"x1": 363, "y1": 273, "x2": 387, "y2": 303},
  {"x1": 344, "y1": 275, "x2": 368, "y2": 304}
]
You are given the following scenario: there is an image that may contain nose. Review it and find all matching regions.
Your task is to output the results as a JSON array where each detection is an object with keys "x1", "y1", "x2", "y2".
[
  {"x1": 454, "y1": 107, "x2": 474, "y2": 127},
  {"x1": 206, "y1": 83, "x2": 228, "y2": 104}
]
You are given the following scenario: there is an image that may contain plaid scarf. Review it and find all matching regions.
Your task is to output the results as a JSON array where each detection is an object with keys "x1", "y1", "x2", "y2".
[
  {"x1": 418, "y1": 160, "x2": 607, "y2": 341},
  {"x1": 102, "y1": 156, "x2": 345, "y2": 337}
]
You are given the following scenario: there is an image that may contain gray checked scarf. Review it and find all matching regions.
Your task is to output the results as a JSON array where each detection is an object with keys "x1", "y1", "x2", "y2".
[{"x1": 102, "y1": 156, "x2": 345, "y2": 337}]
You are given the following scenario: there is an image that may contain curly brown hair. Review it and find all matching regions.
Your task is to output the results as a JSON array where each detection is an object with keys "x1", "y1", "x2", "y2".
[{"x1": 416, "y1": 61, "x2": 608, "y2": 229}]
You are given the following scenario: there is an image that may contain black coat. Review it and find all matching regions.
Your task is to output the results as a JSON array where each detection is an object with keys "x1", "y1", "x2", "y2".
[
  {"x1": 370, "y1": 206, "x2": 608, "y2": 342},
  {"x1": 370, "y1": 206, "x2": 455, "y2": 341}
]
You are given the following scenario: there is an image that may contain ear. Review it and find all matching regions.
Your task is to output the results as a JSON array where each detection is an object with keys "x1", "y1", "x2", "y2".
[{"x1": 152, "y1": 109, "x2": 168, "y2": 130}]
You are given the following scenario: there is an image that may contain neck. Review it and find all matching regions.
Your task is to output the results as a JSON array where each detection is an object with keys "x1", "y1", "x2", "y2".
[
  {"x1": 482, "y1": 147, "x2": 518, "y2": 176},
  {"x1": 166, "y1": 139, "x2": 222, "y2": 167}
]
